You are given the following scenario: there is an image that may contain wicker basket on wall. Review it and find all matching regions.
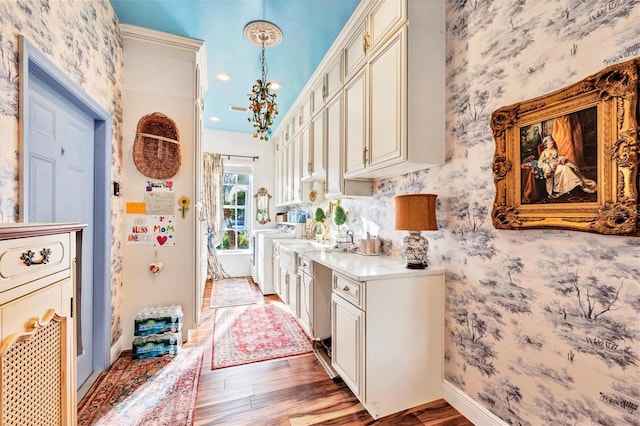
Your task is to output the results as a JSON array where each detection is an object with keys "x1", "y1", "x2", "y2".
[{"x1": 133, "y1": 112, "x2": 181, "y2": 179}]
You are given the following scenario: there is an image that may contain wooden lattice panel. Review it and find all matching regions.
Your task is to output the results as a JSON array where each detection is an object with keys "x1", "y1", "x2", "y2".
[{"x1": 0, "y1": 312, "x2": 65, "y2": 426}]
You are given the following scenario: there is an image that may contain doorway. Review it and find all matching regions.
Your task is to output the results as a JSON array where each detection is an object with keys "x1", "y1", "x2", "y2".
[{"x1": 19, "y1": 36, "x2": 112, "y2": 394}]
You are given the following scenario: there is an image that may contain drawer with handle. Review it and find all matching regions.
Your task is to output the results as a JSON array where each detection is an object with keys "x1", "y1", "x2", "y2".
[
  {"x1": 333, "y1": 273, "x2": 364, "y2": 309},
  {"x1": 0, "y1": 232, "x2": 71, "y2": 294}
]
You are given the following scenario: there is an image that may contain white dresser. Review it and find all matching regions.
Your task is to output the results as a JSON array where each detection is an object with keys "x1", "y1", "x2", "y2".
[{"x1": 0, "y1": 223, "x2": 84, "y2": 426}]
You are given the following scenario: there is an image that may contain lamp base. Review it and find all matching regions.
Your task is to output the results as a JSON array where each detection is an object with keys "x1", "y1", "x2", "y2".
[
  {"x1": 405, "y1": 262, "x2": 427, "y2": 269},
  {"x1": 401, "y1": 232, "x2": 429, "y2": 270}
]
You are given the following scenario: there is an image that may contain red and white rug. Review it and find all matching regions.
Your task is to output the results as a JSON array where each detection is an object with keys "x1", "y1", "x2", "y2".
[
  {"x1": 209, "y1": 277, "x2": 263, "y2": 308},
  {"x1": 211, "y1": 302, "x2": 312, "y2": 369},
  {"x1": 78, "y1": 347, "x2": 203, "y2": 426}
]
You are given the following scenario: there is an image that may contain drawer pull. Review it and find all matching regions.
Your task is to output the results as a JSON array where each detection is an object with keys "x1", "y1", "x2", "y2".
[
  {"x1": 342, "y1": 285, "x2": 350, "y2": 292},
  {"x1": 20, "y1": 248, "x2": 51, "y2": 266}
]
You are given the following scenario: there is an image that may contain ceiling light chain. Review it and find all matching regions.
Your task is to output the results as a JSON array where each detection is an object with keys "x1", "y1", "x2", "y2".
[{"x1": 244, "y1": 20, "x2": 282, "y2": 141}]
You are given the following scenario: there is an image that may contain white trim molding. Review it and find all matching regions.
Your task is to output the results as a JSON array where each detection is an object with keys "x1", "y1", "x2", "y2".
[{"x1": 443, "y1": 380, "x2": 509, "y2": 426}]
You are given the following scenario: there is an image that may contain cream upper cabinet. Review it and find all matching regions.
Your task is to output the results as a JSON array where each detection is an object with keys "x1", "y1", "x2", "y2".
[
  {"x1": 344, "y1": 68, "x2": 367, "y2": 177},
  {"x1": 291, "y1": 133, "x2": 302, "y2": 204},
  {"x1": 300, "y1": 123, "x2": 312, "y2": 181},
  {"x1": 368, "y1": 0, "x2": 406, "y2": 52},
  {"x1": 324, "y1": 53, "x2": 343, "y2": 102},
  {"x1": 345, "y1": 0, "x2": 445, "y2": 179},
  {"x1": 343, "y1": 19, "x2": 367, "y2": 82},
  {"x1": 311, "y1": 76, "x2": 326, "y2": 117},
  {"x1": 273, "y1": 0, "x2": 444, "y2": 203},
  {"x1": 343, "y1": 0, "x2": 405, "y2": 82},
  {"x1": 326, "y1": 91, "x2": 373, "y2": 199},
  {"x1": 368, "y1": 27, "x2": 404, "y2": 170},
  {"x1": 311, "y1": 109, "x2": 326, "y2": 180},
  {"x1": 325, "y1": 93, "x2": 343, "y2": 197}
]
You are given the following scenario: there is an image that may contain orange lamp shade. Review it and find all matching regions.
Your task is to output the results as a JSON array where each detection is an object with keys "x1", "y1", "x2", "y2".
[{"x1": 394, "y1": 194, "x2": 438, "y2": 231}]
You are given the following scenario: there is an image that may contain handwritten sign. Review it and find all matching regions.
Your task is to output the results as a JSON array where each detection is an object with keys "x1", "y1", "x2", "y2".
[
  {"x1": 145, "y1": 192, "x2": 176, "y2": 215},
  {"x1": 152, "y1": 215, "x2": 176, "y2": 246},
  {"x1": 126, "y1": 215, "x2": 152, "y2": 244}
]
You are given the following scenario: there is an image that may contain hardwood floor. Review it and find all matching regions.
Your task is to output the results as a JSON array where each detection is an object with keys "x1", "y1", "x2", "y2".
[{"x1": 187, "y1": 280, "x2": 474, "y2": 426}]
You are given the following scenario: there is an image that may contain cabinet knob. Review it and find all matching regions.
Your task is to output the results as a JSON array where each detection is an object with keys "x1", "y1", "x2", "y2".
[{"x1": 342, "y1": 285, "x2": 350, "y2": 292}]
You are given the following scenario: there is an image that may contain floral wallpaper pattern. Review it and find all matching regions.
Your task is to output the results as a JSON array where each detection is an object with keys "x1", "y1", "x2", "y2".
[
  {"x1": 0, "y1": 0, "x2": 124, "y2": 345},
  {"x1": 315, "y1": 1, "x2": 640, "y2": 424}
]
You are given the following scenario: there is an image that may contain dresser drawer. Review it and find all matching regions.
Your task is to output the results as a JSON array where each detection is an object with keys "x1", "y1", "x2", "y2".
[
  {"x1": 0, "y1": 233, "x2": 71, "y2": 294},
  {"x1": 333, "y1": 273, "x2": 364, "y2": 309}
]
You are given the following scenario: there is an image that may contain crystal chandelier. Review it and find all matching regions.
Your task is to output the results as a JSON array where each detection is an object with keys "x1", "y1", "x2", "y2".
[{"x1": 244, "y1": 20, "x2": 282, "y2": 140}]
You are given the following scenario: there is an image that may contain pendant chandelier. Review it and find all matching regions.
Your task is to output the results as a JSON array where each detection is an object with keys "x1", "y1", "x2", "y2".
[{"x1": 244, "y1": 20, "x2": 282, "y2": 141}]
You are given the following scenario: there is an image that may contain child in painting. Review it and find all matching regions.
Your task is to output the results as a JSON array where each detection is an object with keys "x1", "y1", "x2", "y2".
[{"x1": 537, "y1": 135, "x2": 597, "y2": 199}]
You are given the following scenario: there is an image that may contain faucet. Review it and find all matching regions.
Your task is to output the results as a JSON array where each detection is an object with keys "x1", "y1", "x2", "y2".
[{"x1": 345, "y1": 230, "x2": 354, "y2": 244}]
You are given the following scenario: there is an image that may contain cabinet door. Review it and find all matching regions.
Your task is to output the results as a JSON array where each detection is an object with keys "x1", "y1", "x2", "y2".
[
  {"x1": 311, "y1": 110, "x2": 326, "y2": 179},
  {"x1": 344, "y1": 68, "x2": 367, "y2": 177},
  {"x1": 300, "y1": 125, "x2": 312, "y2": 181},
  {"x1": 272, "y1": 252, "x2": 280, "y2": 295},
  {"x1": 279, "y1": 268, "x2": 289, "y2": 304},
  {"x1": 274, "y1": 150, "x2": 282, "y2": 206},
  {"x1": 368, "y1": 0, "x2": 406, "y2": 52},
  {"x1": 325, "y1": 93, "x2": 343, "y2": 197},
  {"x1": 368, "y1": 28, "x2": 405, "y2": 170},
  {"x1": 331, "y1": 293, "x2": 365, "y2": 399},
  {"x1": 298, "y1": 272, "x2": 312, "y2": 336},
  {"x1": 325, "y1": 53, "x2": 343, "y2": 101},
  {"x1": 311, "y1": 76, "x2": 326, "y2": 116},
  {"x1": 286, "y1": 271, "x2": 299, "y2": 318},
  {"x1": 291, "y1": 135, "x2": 302, "y2": 203},
  {"x1": 344, "y1": 19, "x2": 367, "y2": 82},
  {"x1": 1, "y1": 278, "x2": 75, "y2": 425}
]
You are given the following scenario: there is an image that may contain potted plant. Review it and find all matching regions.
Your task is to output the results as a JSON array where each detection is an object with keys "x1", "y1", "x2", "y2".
[
  {"x1": 333, "y1": 205, "x2": 347, "y2": 241},
  {"x1": 314, "y1": 207, "x2": 327, "y2": 243}
]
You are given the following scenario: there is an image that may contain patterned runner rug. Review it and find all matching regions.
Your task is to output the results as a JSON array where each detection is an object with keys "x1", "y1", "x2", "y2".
[
  {"x1": 212, "y1": 302, "x2": 312, "y2": 369},
  {"x1": 210, "y1": 277, "x2": 263, "y2": 308},
  {"x1": 78, "y1": 347, "x2": 204, "y2": 426}
]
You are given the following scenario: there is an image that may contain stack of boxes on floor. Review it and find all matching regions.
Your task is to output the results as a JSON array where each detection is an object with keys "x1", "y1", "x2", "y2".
[{"x1": 132, "y1": 305, "x2": 184, "y2": 360}]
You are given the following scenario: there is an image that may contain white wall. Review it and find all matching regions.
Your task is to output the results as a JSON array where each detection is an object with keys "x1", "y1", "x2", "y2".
[
  {"x1": 120, "y1": 28, "x2": 203, "y2": 347},
  {"x1": 202, "y1": 128, "x2": 277, "y2": 276}
]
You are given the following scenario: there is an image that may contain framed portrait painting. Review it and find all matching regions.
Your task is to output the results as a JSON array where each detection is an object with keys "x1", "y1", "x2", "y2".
[{"x1": 490, "y1": 58, "x2": 638, "y2": 235}]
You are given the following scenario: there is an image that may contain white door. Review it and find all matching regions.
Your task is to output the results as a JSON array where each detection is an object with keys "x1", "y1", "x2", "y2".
[{"x1": 27, "y1": 72, "x2": 96, "y2": 388}]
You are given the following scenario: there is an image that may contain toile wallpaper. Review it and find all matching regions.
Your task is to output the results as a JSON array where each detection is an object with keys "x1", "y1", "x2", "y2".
[
  {"x1": 0, "y1": 0, "x2": 124, "y2": 345},
  {"x1": 322, "y1": 1, "x2": 640, "y2": 424}
]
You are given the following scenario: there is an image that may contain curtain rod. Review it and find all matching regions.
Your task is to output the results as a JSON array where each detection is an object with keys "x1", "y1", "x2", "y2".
[{"x1": 220, "y1": 153, "x2": 259, "y2": 161}]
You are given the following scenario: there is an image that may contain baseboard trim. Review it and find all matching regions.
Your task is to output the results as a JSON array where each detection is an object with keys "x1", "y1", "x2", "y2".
[
  {"x1": 443, "y1": 380, "x2": 508, "y2": 426},
  {"x1": 110, "y1": 335, "x2": 124, "y2": 365}
]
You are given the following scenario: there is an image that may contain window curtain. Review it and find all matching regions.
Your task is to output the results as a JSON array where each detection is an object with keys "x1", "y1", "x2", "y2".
[{"x1": 203, "y1": 152, "x2": 230, "y2": 280}]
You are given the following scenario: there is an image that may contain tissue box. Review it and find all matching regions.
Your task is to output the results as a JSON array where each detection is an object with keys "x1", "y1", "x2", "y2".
[
  {"x1": 134, "y1": 305, "x2": 183, "y2": 337},
  {"x1": 132, "y1": 331, "x2": 182, "y2": 360}
]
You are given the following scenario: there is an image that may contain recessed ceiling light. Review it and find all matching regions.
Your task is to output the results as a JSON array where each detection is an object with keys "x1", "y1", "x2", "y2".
[
  {"x1": 209, "y1": 116, "x2": 220, "y2": 122},
  {"x1": 215, "y1": 73, "x2": 231, "y2": 81},
  {"x1": 271, "y1": 82, "x2": 282, "y2": 90}
]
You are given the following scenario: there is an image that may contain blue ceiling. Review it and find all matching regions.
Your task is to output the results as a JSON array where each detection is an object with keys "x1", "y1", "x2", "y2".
[{"x1": 110, "y1": 0, "x2": 360, "y2": 134}]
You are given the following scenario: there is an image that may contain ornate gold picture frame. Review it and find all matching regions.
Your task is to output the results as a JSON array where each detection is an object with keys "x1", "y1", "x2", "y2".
[{"x1": 490, "y1": 58, "x2": 638, "y2": 235}]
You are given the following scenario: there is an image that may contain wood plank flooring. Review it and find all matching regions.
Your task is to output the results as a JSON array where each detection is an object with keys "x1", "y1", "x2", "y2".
[{"x1": 187, "y1": 279, "x2": 474, "y2": 425}]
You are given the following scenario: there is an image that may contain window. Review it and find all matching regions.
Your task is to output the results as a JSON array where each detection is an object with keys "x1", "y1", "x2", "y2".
[{"x1": 218, "y1": 165, "x2": 251, "y2": 251}]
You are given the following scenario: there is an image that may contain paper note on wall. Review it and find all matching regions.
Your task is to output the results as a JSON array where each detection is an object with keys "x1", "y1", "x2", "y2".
[
  {"x1": 126, "y1": 215, "x2": 152, "y2": 244},
  {"x1": 153, "y1": 215, "x2": 176, "y2": 246},
  {"x1": 145, "y1": 192, "x2": 176, "y2": 215}
]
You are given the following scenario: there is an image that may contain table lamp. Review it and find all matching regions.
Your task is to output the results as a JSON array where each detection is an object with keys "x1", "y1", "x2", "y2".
[{"x1": 394, "y1": 194, "x2": 438, "y2": 269}]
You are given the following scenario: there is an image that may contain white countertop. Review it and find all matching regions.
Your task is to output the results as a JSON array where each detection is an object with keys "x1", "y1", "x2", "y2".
[{"x1": 286, "y1": 243, "x2": 444, "y2": 281}]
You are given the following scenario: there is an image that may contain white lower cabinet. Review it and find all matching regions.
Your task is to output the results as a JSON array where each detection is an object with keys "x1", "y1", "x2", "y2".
[
  {"x1": 331, "y1": 270, "x2": 444, "y2": 419},
  {"x1": 332, "y1": 291, "x2": 365, "y2": 399}
]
